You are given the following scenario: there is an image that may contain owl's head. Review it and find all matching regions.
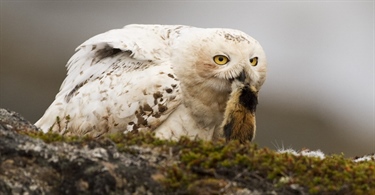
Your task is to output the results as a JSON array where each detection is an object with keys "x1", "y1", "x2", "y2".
[{"x1": 171, "y1": 27, "x2": 267, "y2": 93}]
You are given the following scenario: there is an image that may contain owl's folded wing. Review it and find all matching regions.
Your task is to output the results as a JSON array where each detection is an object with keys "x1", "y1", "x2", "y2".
[{"x1": 35, "y1": 25, "x2": 184, "y2": 137}]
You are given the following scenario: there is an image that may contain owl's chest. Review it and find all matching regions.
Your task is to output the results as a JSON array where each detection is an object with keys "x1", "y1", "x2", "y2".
[
  {"x1": 154, "y1": 104, "x2": 222, "y2": 140},
  {"x1": 154, "y1": 90, "x2": 229, "y2": 141}
]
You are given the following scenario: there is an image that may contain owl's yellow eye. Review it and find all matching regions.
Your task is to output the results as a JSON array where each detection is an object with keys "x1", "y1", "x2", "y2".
[
  {"x1": 250, "y1": 57, "x2": 258, "y2": 66},
  {"x1": 213, "y1": 55, "x2": 229, "y2": 65}
]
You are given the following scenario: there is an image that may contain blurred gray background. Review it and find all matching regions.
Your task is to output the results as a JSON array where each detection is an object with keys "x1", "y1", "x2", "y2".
[{"x1": 1, "y1": 1, "x2": 373, "y2": 157}]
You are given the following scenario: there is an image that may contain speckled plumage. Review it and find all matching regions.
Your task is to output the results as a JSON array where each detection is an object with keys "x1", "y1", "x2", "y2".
[{"x1": 35, "y1": 24, "x2": 267, "y2": 140}]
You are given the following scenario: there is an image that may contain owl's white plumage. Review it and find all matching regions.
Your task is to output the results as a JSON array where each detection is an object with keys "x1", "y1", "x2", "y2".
[{"x1": 35, "y1": 24, "x2": 267, "y2": 140}]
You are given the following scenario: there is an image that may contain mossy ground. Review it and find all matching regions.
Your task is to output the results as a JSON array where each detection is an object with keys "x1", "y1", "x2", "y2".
[{"x1": 24, "y1": 131, "x2": 375, "y2": 194}]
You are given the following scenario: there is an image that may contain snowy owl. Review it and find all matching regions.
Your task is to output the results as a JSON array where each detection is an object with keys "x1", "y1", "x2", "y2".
[{"x1": 35, "y1": 24, "x2": 267, "y2": 142}]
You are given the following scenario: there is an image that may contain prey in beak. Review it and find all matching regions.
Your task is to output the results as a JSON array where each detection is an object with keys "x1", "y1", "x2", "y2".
[{"x1": 221, "y1": 70, "x2": 258, "y2": 143}]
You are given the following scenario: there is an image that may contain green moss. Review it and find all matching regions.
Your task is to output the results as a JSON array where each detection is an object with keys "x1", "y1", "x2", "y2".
[
  {"x1": 23, "y1": 131, "x2": 93, "y2": 143},
  {"x1": 158, "y1": 137, "x2": 374, "y2": 194},
  {"x1": 24, "y1": 131, "x2": 375, "y2": 194}
]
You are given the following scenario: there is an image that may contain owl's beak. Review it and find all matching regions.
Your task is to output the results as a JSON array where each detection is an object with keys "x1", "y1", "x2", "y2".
[
  {"x1": 236, "y1": 70, "x2": 246, "y2": 83},
  {"x1": 228, "y1": 70, "x2": 247, "y2": 83}
]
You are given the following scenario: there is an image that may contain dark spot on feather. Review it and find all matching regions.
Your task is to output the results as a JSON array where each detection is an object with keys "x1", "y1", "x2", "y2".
[
  {"x1": 223, "y1": 33, "x2": 250, "y2": 43},
  {"x1": 153, "y1": 113, "x2": 161, "y2": 118},
  {"x1": 166, "y1": 29, "x2": 171, "y2": 38},
  {"x1": 65, "y1": 79, "x2": 89, "y2": 102},
  {"x1": 153, "y1": 92, "x2": 163, "y2": 99},
  {"x1": 143, "y1": 104, "x2": 153, "y2": 112},
  {"x1": 153, "y1": 92, "x2": 163, "y2": 104},
  {"x1": 171, "y1": 84, "x2": 177, "y2": 88},
  {"x1": 167, "y1": 73, "x2": 175, "y2": 79},
  {"x1": 165, "y1": 88, "x2": 173, "y2": 93},
  {"x1": 136, "y1": 113, "x2": 147, "y2": 126},
  {"x1": 158, "y1": 104, "x2": 167, "y2": 113}
]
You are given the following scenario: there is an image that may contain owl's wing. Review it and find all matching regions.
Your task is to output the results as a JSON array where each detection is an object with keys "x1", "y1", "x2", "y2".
[
  {"x1": 36, "y1": 25, "x2": 185, "y2": 136},
  {"x1": 60, "y1": 24, "x2": 179, "y2": 96}
]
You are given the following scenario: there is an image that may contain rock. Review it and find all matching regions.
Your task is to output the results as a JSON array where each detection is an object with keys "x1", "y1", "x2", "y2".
[
  {"x1": 0, "y1": 108, "x2": 40, "y2": 132},
  {"x1": 0, "y1": 108, "x2": 165, "y2": 194},
  {"x1": 1, "y1": 108, "x2": 374, "y2": 194}
]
